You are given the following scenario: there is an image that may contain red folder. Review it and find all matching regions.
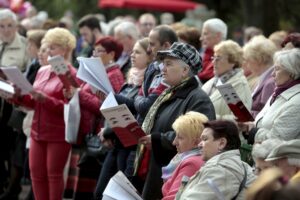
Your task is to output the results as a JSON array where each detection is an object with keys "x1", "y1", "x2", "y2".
[{"x1": 217, "y1": 83, "x2": 254, "y2": 122}]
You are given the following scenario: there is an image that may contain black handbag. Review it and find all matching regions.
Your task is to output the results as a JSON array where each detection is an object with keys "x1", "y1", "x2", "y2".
[
  {"x1": 84, "y1": 133, "x2": 108, "y2": 158},
  {"x1": 78, "y1": 118, "x2": 108, "y2": 166}
]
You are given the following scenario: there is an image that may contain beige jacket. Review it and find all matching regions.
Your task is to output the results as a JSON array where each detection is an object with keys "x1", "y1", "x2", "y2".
[
  {"x1": 176, "y1": 150, "x2": 256, "y2": 200},
  {"x1": 0, "y1": 33, "x2": 29, "y2": 72},
  {"x1": 255, "y1": 84, "x2": 300, "y2": 142},
  {"x1": 202, "y1": 70, "x2": 252, "y2": 120}
]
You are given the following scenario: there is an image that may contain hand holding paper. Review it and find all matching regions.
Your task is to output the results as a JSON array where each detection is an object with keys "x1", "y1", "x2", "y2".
[
  {"x1": 48, "y1": 55, "x2": 79, "y2": 89},
  {"x1": 100, "y1": 92, "x2": 146, "y2": 147},
  {"x1": 76, "y1": 57, "x2": 113, "y2": 95}
]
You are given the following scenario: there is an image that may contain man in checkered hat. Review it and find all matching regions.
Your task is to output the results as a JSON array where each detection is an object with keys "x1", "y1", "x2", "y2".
[
  {"x1": 138, "y1": 41, "x2": 216, "y2": 200},
  {"x1": 265, "y1": 139, "x2": 300, "y2": 184}
]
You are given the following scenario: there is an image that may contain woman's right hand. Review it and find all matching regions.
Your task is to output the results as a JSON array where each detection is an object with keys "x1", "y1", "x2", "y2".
[
  {"x1": 63, "y1": 86, "x2": 76, "y2": 100},
  {"x1": 95, "y1": 90, "x2": 107, "y2": 100},
  {"x1": 98, "y1": 128, "x2": 114, "y2": 149},
  {"x1": 237, "y1": 121, "x2": 255, "y2": 134}
]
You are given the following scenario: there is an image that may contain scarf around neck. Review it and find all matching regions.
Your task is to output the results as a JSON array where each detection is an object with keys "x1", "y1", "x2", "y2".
[
  {"x1": 142, "y1": 77, "x2": 190, "y2": 135},
  {"x1": 270, "y1": 79, "x2": 300, "y2": 105},
  {"x1": 217, "y1": 68, "x2": 241, "y2": 84},
  {"x1": 127, "y1": 67, "x2": 146, "y2": 86},
  {"x1": 162, "y1": 148, "x2": 200, "y2": 181}
]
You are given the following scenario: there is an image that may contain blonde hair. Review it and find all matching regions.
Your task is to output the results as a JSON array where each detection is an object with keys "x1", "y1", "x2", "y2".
[
  {"x1": 243, "y1": 35, "x2": 277, "y2": 66},
  {"x1": 214, "y1": 40, "x2": 243, "y2": 67},
  {"x1": 42, "y1": 27, "x2": 76, "y2": 54},
  {"x1": 172, "y1": 111, "x2": 208, "y2": 141},
  {"x1": 269, "y1": 30, "x2": 288, "y2": 50}
]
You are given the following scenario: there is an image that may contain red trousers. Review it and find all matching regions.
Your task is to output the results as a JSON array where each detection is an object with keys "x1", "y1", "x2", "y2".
[{"x1": 29, "y1": 138, "x2": 71, "y2": 200}]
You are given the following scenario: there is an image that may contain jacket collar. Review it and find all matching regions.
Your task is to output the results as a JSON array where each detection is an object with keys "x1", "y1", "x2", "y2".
[
  {"x1": 0, "y1": 33, "x2": 25, "y2": 49},
  {"x1": 206, "y1": 149, "x2": 241, "y2": 165},
  {"x1": 280, "y1": 84, "x2": 300, "y2": 101},
  {"x1": 172, "y1": 76, "x2": 199, "y2": 99}
]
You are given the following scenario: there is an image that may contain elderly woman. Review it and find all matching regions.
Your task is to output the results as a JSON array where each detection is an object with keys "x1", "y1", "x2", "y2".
[
  {"x1": 243, "y1": 36, "x2": 277, "y2": 118},
  {"x1": 93, "y1": 36, "x2": 125, "y2": 93},
  {"x1": 202, "y1": 40, "x2": 252, "y2": 120},
  {"x1": 176, "y1": 120, "x2": 255, "y2": 200},
  {"x1": 244, "y1": 48, "x2": 300, "y2": 144},
  {"x1": 12, "y1": 27, "x2": 80, "y2": 200},
  {"x1": 137, "y1": 42, "x2": 216, "y2": 200},
  {"x1": 251, "y1": 139, "x2": 282, "y2": 175},
  {"x1": 162, "y1": 111, "x2": 208, "y2": 200}
]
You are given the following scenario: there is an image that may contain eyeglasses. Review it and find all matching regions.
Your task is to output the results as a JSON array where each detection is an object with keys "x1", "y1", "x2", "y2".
[{"x1": 93, "y1": 48, "x2": 106, "y2": 55}]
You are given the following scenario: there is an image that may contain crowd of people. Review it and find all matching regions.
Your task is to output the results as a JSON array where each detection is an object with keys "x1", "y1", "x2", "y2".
[{"x1": 0, "y1": 5, "x2": 299, "y2": 200}]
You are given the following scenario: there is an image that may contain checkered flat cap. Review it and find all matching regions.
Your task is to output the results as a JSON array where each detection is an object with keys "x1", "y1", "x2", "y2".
[{"x1": 157, "y1": 42, "x2": 202, "y2": 74}]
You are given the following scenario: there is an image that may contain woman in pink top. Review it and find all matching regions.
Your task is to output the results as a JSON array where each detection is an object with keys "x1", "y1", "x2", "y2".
[
  {"x1": 161, "y1": 111, "x2": 208, "y2": 200},
  {"x1": 12, "y1": 28, "x2": 80, "y2": 200}
]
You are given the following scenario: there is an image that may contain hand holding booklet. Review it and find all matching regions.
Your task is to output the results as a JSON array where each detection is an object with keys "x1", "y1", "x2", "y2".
[
  {"x1": 103, "y1": 171, "x2": 142, "y2": 200},
  {"x1": 47, "y1": 55, "x2": 79, "y2": 89},
  {"x1": 0, "y1": 66, "x2": 32, "y2": 95},
  {"x1": 100, "y1": 92, "x2": 146, "y2": 147},
  {"x1": 217, "y1": 83, "x2": 254, "y2": 122},
  {"x1": 76, "y1": 57, "x2": 113, "y2": 95}
]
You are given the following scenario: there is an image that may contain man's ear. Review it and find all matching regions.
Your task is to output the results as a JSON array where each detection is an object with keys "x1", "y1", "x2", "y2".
[{"x1": 162, "y1": 41, "x2": 171, "y2": 50}]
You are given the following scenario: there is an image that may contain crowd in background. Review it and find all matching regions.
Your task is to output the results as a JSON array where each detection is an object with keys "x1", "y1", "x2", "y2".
[{"x1": 0, "y1": 5, "x2": 300, "y2": 200}]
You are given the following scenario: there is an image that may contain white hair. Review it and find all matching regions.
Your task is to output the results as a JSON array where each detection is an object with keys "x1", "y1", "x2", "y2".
[
  {"x1": 252, "y1": 138, "x2": 283, "y2": 160},
  {"x1": 0, "y1": 9, "x2": 18, "y2": 23},
  {"x1": 274, "y1": 48, "x2": 300, "y2": 79},
  {"x1": 114, "y1": 21, "x2": 139, "y2": 41},
  {"x1": 203, "y1": 18, "x2": 227, "y2": 40}
]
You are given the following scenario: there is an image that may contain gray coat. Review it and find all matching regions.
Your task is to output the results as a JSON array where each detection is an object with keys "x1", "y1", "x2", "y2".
[{"x1": 176, "y1": 150, "x2": 256, "y2": 200}]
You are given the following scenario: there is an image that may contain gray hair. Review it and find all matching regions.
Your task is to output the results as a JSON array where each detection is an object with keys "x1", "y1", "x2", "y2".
[
  {"x1": 287, "y1": 158, "x2": 300, "y2": 167},
  {"x1": 0, "y1": 9, "x2": 18, "y2": 23},
  {"x1": 252, "y1": 138, "x2": 282, "y2": 160},
  {"x1": 203, "y1": 18, "x2": 227, "y2": 40},
  {"x1": 176, "y1": 59, "x2": 194, "y2": 77},
  {"x1": 114, "y1": 21, "x2": 139, "y2": 41},
  {"x1": 274, "y1": 48, "x2": 300, "y2": 79}
]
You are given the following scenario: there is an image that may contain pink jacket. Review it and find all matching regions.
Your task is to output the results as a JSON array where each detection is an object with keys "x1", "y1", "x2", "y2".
[
  {"x1": 18, "y1": 65, "x2": 81, "y2": 142},
  {"x1": 162, "y1": 155, "x2": 204, "y2": 200}
]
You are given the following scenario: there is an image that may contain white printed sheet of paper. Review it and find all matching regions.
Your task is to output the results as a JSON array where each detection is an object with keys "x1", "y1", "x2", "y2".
[
  {"x1": 103, "y1": 171, "x2": 142, "y2": 200},
  {"x1": 77, "y1": 57, "x2": 114, "y2": 95},
  {"x1": 0, "y1": 66, "x2": 32, "y2": 95},
  {"x1": 0, "y1": 79, "x2": 14, "y2": 98}
]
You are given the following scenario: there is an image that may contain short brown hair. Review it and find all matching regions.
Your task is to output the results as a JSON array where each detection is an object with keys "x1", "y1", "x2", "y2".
[
  {"x1": 27, "y1": 29, "x2": 47, "y2": 48},
  {"x1": 204, "y1": 120, "x2": 241, "y2": 151}
]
